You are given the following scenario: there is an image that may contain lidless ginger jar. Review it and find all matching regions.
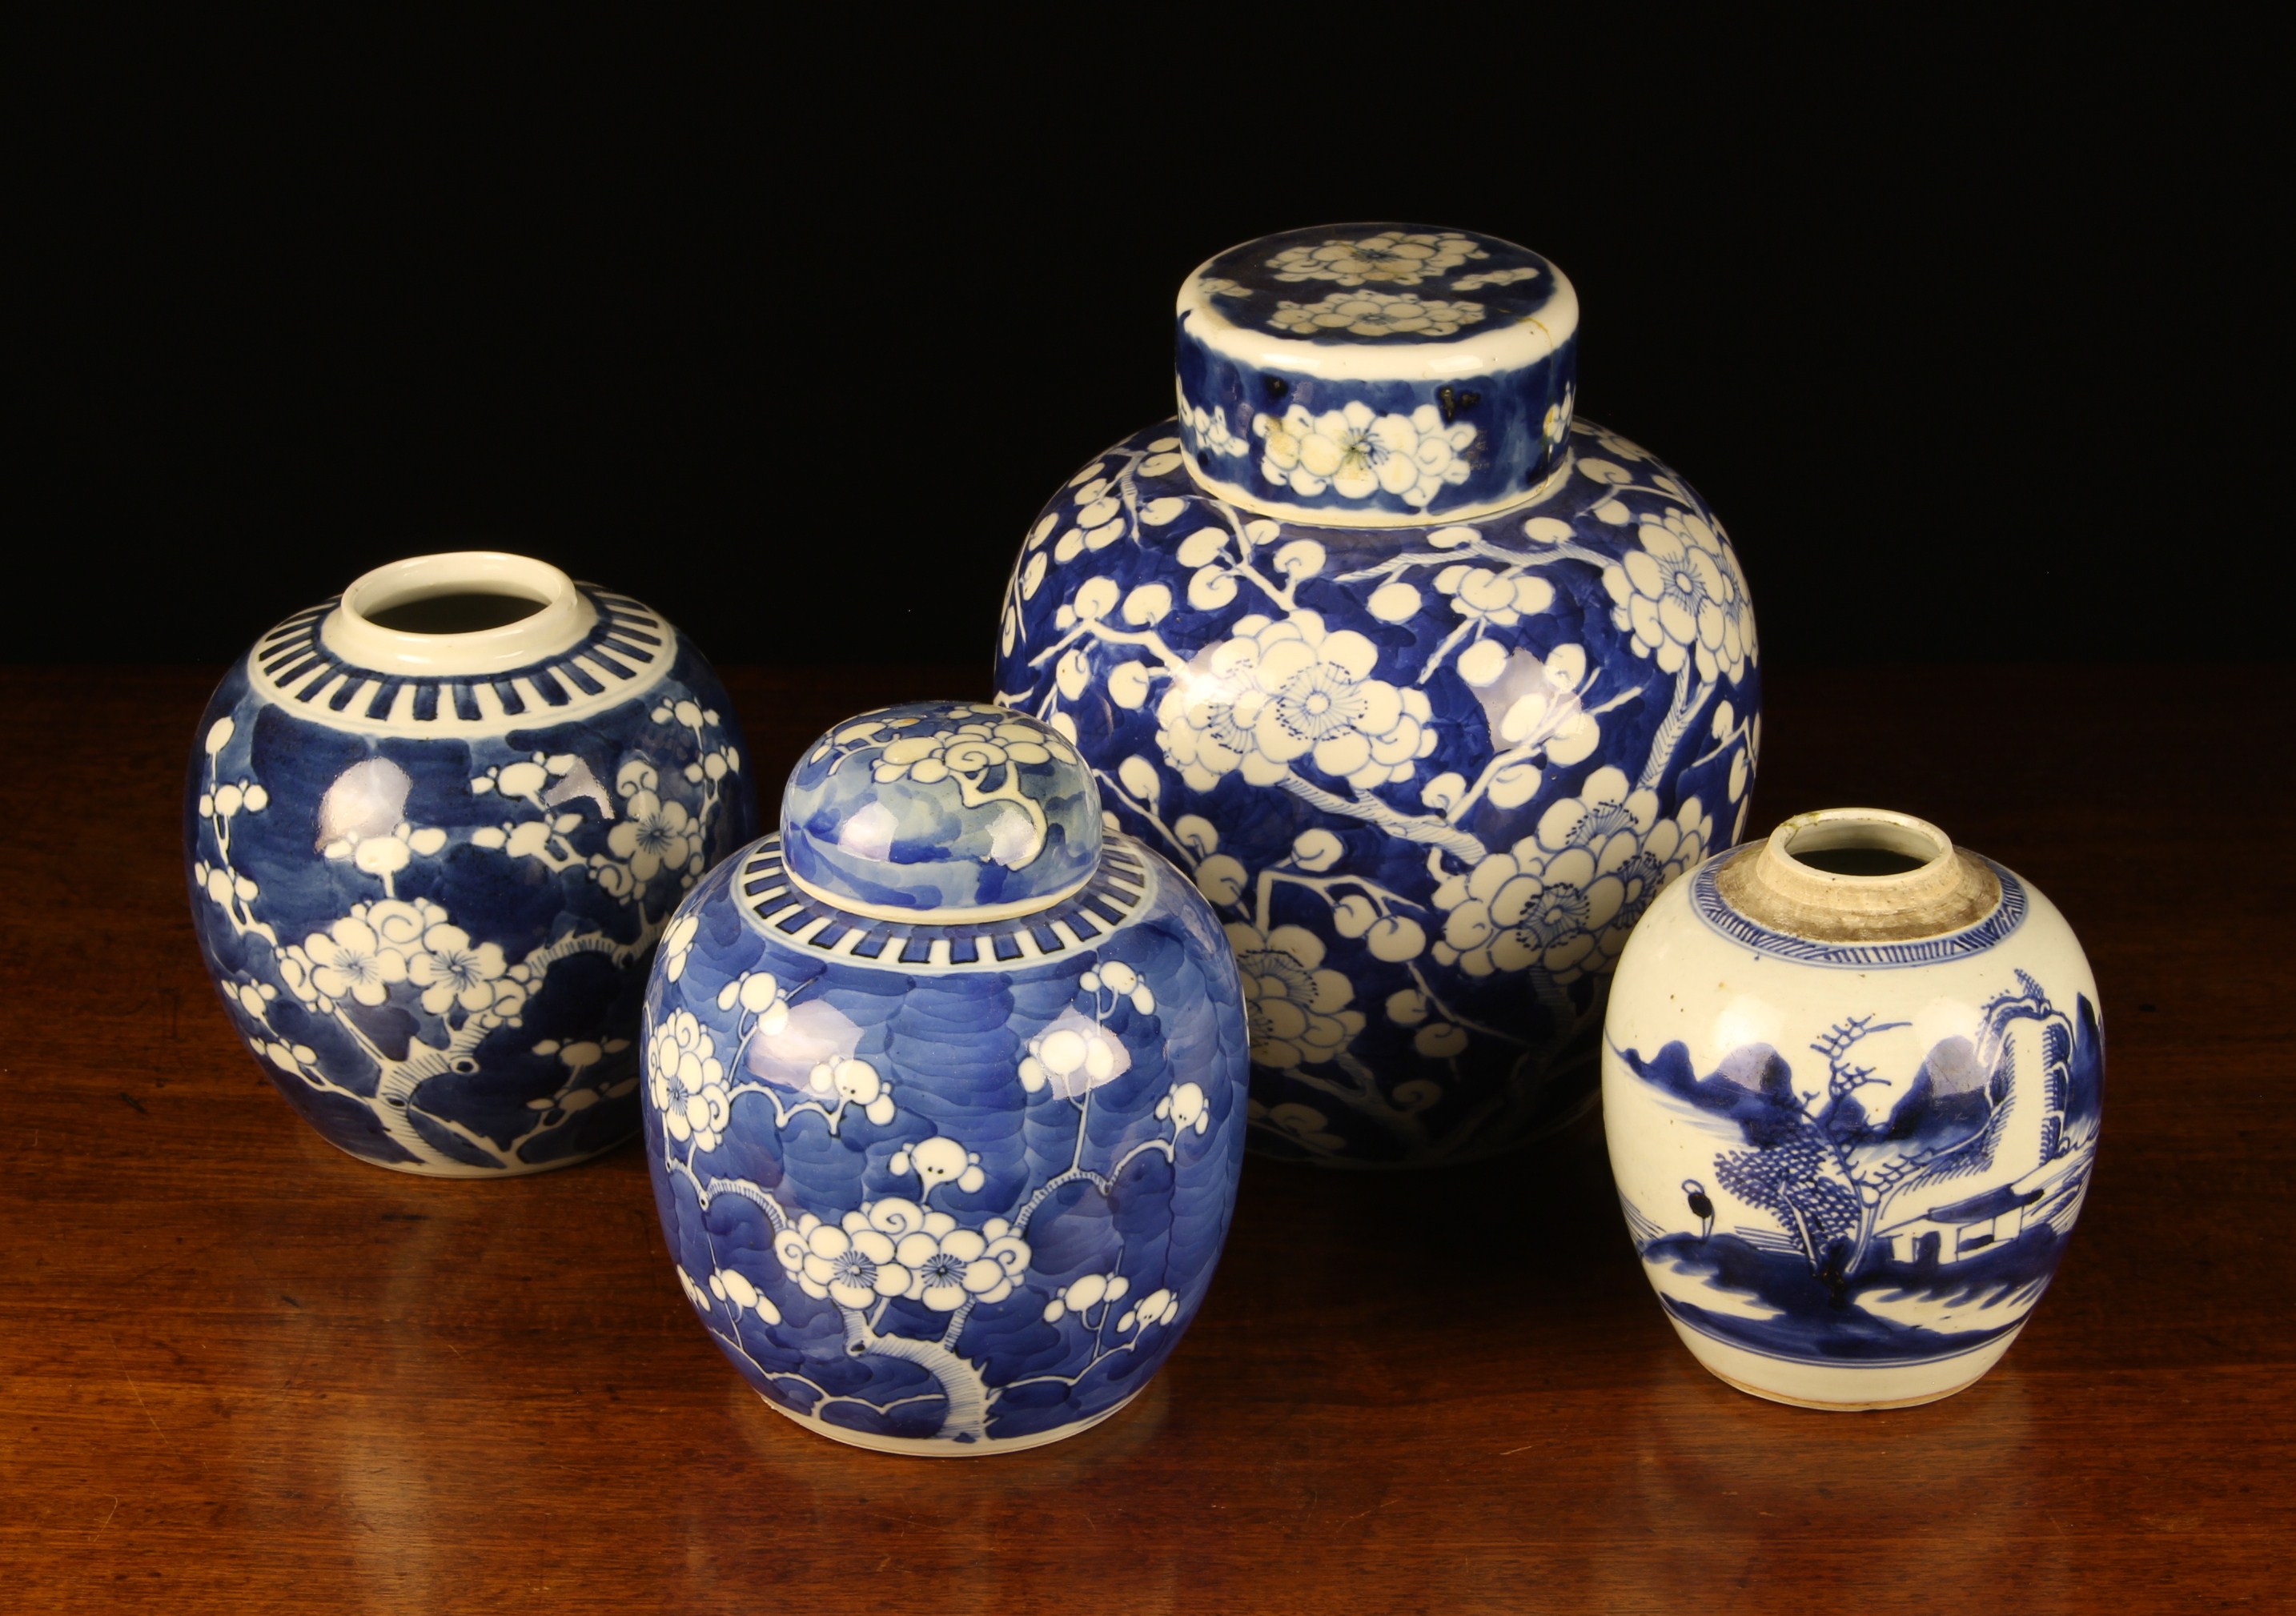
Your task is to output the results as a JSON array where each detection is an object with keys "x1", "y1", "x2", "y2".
[
  {"x1": 993, "y1": 224, "x2": 1761, "y2": 1167},
  {"x1": 1604, "y1": 809, "x2": 2104, "y2": 1408},
  {"x1": 186, "y1": 551, "x2": 758, "y2": 1175},
  {"x1": 641, "y1": 702, "x2": 1250, "y2": 1454}
]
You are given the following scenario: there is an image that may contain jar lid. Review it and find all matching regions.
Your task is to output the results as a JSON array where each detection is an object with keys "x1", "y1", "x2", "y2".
[
  {"x1": 779, "y1": 702, "x2": 1102, "y2": 922},
  {"x1": 1174, "y1": 223, "x2": 1579, "y2": 527}
]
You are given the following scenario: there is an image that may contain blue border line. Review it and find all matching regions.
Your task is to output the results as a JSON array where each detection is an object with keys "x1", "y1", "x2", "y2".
[
  {"x1": 1660, "y1": 1298, "x2": 2019, "y2": 1367},
  {"x1": 1690, "y1": 856, "x2": 2026, "y2": 968}
]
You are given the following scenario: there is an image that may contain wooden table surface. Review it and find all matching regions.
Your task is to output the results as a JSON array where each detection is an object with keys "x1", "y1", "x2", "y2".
[{"x1": 2, "y1": 661, "x2": 2289, "y2": 1614}]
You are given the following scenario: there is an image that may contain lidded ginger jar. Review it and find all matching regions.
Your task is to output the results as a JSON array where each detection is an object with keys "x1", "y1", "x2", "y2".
[
  {"x1": 641, "y1": 701, "x2": 1250, "y2": 1453},
  {"x1": 993, "y1": 225, "x2": 1760, "y2": 1166}
]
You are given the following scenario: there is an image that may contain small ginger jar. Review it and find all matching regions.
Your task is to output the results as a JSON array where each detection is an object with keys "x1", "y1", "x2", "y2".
[
  {"x1": 186, "y1": 551, "x2": 758, "y2": 1175},
  {"x1": 641, "y1": 701, "x2": 1250, "y2": 1454},
  {"x1": 1603, "y1": 808, "x2": 2105, "y2": 1409},
  {"x1": 993, "y1": 223, "x2": 1760, "y2": 1168}
]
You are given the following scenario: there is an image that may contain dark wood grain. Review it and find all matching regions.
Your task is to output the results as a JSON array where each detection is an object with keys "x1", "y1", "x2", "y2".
[{"x1": 2, "y1": 662, "x2": 2289, "y2": 1614}]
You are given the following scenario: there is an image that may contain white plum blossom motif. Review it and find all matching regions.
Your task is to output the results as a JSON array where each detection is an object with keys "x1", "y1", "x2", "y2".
[
  {"x1": 872, "y1": 716, "x2": 1054, "y2": 784},
  {"x1": 1452, "y1": 265, "x2": 1543, "y2": 292},
  {"x1": 1253, "y1": 401, "x2": 1475, "y2": 507},
  {"x1": 796, "y1": 1056, "x2": 898, "y2": 1129},
  {"x1": 704, "y1": 1265, "x2": 781, "y2": 1327},
  {"x1": 1156, "y1": 611, "x2": 1435, "y2": 792},
  {"x1": 406, "y1": 922, "x2": 511, "y2": 1017},
  {"x1": 1018, "y1": 1008, "x2": 1134, "y2": 1098},
  {"x1": 648, "y1": 1008, "x2": 731, "y2": 1151},
  {"x1": 1226, "y1": 923, "x2": 1364, "y2": 1069},
  {"x1": 1541, "y1": 385, "x2": 1575, "y2": 448},
  {"x1": 775, "y1": 1203, "x2": 916, "y2": 1310},
  {"x1": 1156, "y1": 1081, "x2": 1212, "y2": 1135},
  {"x1": 660, "y1": 911, "x2": 700, "y2": 981},
  {"x1": 1531, "y1": 765, "x2": 1657, "y2": 856},
  {"x1": 1117, "y1": 1287, "x2": 1182, "y2": 1334},
  {"x1": 1080, "y1": 959, "x2": 1157, "y2": 1016},
  {"x1": 1435, "y1": 564, "x2": 1556, "y2": 629},
  {"x1": 1433, "y1": 768, "x2": 1715, "y2": 982},
  {"x1": 1042, "y1": 1269, "x2": 1129, "y2": 1324},
  {"x1": 1603, "y1": 510, "x2": 1755, "y2": 684},
  {"x1": 303, "y1": 915, "x2": 407, "y2": 1007},
  {"x1": 274, "y1": 893, "x2": 536, "y2": 1028},
  {"x1": 890, "y1": 1210, "x2": 1031, "y2": 1310},
  {"x1": 1264, "y1": 231, "x2": 1486, "y2": 287},
  {"x1": 316, "y1": 761, "x2": 448, "y2": 888},
  {"x1": 1180, "y1": 392, "x2": 1250, "y2": 459},
  {"x1": 608, "y1": 789, "x2": 695, "y2": 883},
  {"x1": 1265, "y1": 290, "x2": 1485, "y2": 339},
  {"x1": 1435, "y1": 840, "x2": 1621, "y2": 981},
  {"x1": 890, "y1": 1134, "x2": 988, "y2": 1195},
  {"x1": 1196, "y1": 275, "x2": 1246, "y2": 299},
  {"x1": 1592, "y1": 800, "x2": 1714, "y2": 948}
]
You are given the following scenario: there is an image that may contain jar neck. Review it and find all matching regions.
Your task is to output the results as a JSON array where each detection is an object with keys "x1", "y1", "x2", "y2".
[
  {"x1": 1714, "y1": 808, "x2": 2003, "y2": 944},
  {"x1": 321, "y1": 551, "x2": 592, "y2": 676}
]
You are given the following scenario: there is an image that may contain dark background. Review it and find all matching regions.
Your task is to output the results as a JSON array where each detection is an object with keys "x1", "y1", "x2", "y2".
[{"x1": 15, "y1": 18, "x2": 2280, "y2": 671}]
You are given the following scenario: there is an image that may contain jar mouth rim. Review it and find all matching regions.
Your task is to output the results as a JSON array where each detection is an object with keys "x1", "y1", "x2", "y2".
[
  {"x1": 1716, "y1": 808, "x2": 2002, "y2": 945},
  {"x1": 326, "y1": 551, "x2": 591, "y2": 676},
  {"x1": 1769, "y1": 808, "x2": 1955, "y2": 882}
]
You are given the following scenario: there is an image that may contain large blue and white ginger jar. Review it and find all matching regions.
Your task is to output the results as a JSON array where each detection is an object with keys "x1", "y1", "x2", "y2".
[
  {"x1": 641, "y1": 701, "x2": 1250, "y2": 1454},
  {"x1": 993, "y1": 225, "x2": 1761, "y2": 1167},
  {"x1": 186, "y1": 551, "x2": 759, "y2": 1175},
  {"x1": 1604, "y1": 809, "x2": 2104, "y2": 1409}
]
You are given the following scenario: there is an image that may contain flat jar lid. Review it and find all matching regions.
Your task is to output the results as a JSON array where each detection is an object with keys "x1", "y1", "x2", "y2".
[{"x1": 1174, "y1": 224, "x2": 1581, "y2": 527}]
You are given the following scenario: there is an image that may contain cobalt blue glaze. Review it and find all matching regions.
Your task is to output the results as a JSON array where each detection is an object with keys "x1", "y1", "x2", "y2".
[
  {"x1": 781, "y1": 702, "x2": 1101, "y2": 918},
  {"x1": 996, "y1": 227, "x2": 1760, "y2": 1169},
  {"x1": 186, "y1": 555, "x2": 759, "y2": 1175},
  {"x1": 1174, "y1": 225, "x2": 1580, "y2": 526},
  {"x1": 642, "y1": 704, "x2": 1250, "y2": 1454}
]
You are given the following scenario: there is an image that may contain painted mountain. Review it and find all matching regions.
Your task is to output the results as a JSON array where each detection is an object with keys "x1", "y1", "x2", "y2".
[{"x1": 1618, "y1": 976, "x2": 2104, "y2": 1363}]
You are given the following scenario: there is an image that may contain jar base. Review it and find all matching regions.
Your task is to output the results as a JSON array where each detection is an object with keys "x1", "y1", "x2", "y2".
[
  {"x1": 759, "y1": 1383, "x2": 1147, "y2": 1457},
  {"x1": 317, "y1": 1130, "x2": 630, "y2": 1179},
  {"x1": 1668, "y1": 1318, "x2": 2024, "y2": 1410}
]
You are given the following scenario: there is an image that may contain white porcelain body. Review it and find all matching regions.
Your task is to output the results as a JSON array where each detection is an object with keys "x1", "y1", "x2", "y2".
[{"x1": 1603, "y1": 837, "x2": 2103, "y2": 1408}]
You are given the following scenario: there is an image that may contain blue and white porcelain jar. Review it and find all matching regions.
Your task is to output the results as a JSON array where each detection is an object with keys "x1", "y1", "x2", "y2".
[
  {"x1": 641, "y1": 701, "x2": 1250, "y2": 1454},
  {"x1": 993, "y1": 224, "x2": 1760, "y2": 1167},
  {"x1": 186, "y1": 551, "x2": 758, "y2": 1175},
  {"x1": 1604, "y1": 809, "x2": 2105, "y2": 1408}
]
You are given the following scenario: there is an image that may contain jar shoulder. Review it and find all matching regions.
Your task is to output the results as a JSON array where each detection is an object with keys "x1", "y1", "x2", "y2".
[
  {"x1": 1022, "y1": 414, "x2": 1737, "y2": 567},
  {"x1": 1606, "y1": 861, "x2": 2104, "y2": 1072},
  {"x1": 676, "y1": 833, "x2": 1246, "y2": 1016},
  {"x1": 210, "y1": 587, "x2": 730, "y2": 744}
]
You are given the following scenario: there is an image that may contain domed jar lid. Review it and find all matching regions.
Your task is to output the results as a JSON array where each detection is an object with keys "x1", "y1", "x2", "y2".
[
  {"x1": 1174, "y1": 223, "x2": 1580, "y2": 528},
  {"x1": 779, "y1": 701, "x2": 1102, "y2": 922}
]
